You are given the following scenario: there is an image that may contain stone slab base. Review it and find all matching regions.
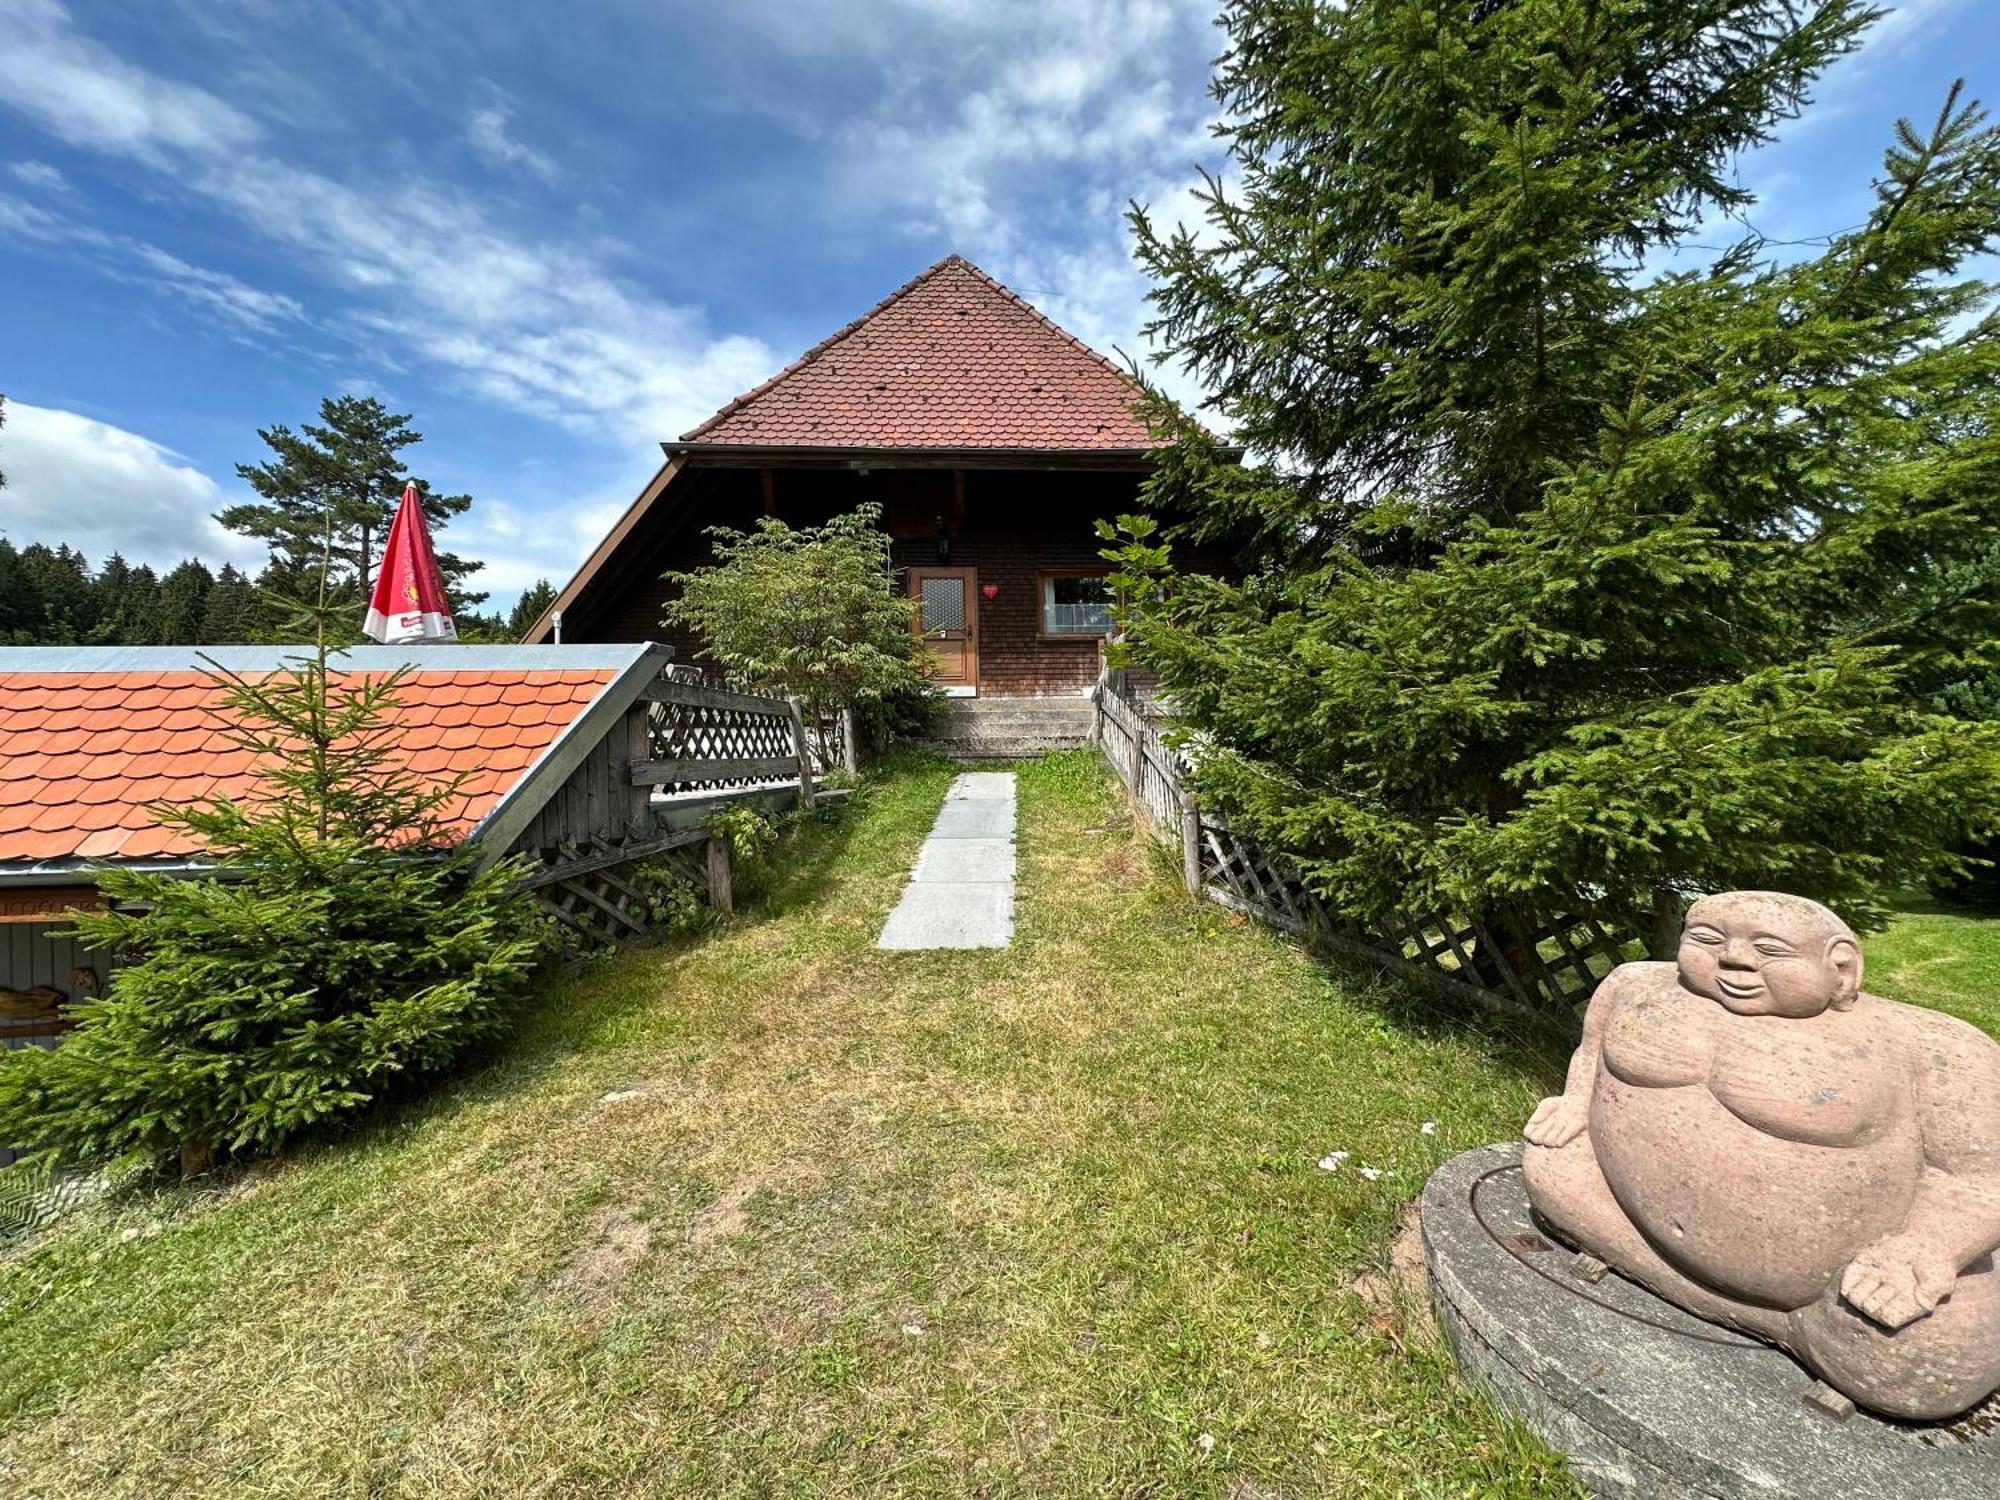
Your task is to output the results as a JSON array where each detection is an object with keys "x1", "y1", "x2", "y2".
[{"x1": 1422, "y1": 1143, "x2": 2000, "y2": 1498}]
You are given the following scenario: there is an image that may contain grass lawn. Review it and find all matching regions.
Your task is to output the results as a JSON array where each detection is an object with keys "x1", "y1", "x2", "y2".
[
  {"x1": 0, "y1": 753, "x2": 1674, "y2": 1497},
  {"x1": 1862, "y1": 895, "x2": 2000, "y2": 1040}
]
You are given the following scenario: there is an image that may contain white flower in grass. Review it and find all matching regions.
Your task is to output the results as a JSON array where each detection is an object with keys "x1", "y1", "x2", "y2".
[
  {"x1": 1358, "y1": 1166, "x2": 1384, "y2": 1182},
  {"x1": 1420, "y1": 1121, "x2": 1437, "y2": 1136},
  {"x1": 1316, "y1": 1151, "x2": 1350, "y2": 1171},
  {"x1": 1196, "y1": 1432, "x2": 1217, "y2": 1454}
]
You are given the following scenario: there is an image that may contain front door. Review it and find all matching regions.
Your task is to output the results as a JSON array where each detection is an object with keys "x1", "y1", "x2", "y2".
[{"x1": 910, "y1": 567, "x2": 978, "y2": 691}]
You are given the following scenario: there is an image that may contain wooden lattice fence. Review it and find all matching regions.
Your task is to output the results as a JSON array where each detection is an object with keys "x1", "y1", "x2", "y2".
[
  {"x1": 1091, "y1": 669, "x2": 1655, "y2": 1020},
  {"x1": 520, "y1": 674, "x2": 834, "y2": 949}
]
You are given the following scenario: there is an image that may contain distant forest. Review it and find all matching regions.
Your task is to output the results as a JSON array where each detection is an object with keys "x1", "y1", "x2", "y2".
[{"x1": 0, "y1": 541, "x2": 556, "y2": 648}]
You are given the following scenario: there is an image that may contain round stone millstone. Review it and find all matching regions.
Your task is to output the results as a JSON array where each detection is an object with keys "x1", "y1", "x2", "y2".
[{"x1": 1421, "y1": 1143, "x2": 2000, "y2": 1498}]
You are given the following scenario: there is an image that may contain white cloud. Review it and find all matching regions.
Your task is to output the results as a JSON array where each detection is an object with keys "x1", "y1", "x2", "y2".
[
  {"x1": 0, "y1": 189, "x2": 305, "y2": 336},
  {"x1": 0, "y1": 401, "x2": 264, "y2": 573},
  {"x1": 0, "y1": 0, "x2": 259, "y2": 163},
  {"x1": 464, "y1": 99, "x2": 557, "y2": 183},
  {"x1": 0, "y1": 1, "x2": 777, "y2": 442},
  {"x1": 5, "y1": 158, "x2": 68, "y2": 191}
]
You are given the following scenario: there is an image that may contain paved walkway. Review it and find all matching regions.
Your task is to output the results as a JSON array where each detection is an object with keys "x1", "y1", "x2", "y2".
[{"x1": 876, "y1": 771, "x2": 1016, "y2": 949}]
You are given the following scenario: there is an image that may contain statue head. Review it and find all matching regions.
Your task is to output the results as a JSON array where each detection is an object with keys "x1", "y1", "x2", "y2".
[{"x1": 1676, "y1": 891, "x2": 1862, "y2": 1018}]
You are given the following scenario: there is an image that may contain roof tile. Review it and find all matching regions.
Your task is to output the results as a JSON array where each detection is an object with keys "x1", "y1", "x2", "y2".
[
  {"x1": 0, "y1": 664, "x2": 617, "y2": 868},
  {"x1": 683, "y1": 256, "x2": 1153, "y2": 451}
]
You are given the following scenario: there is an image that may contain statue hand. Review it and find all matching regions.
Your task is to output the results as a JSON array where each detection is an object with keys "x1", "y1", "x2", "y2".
[
  {"x1": 1524, "y1": 1095, "x2": 1589, "y2": 1149},
  {"x1": 1839, "y1": 1236, "x2": 1958, "y2": 1331}
]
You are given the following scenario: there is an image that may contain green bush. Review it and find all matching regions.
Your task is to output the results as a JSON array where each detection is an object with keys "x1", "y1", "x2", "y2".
[{"x1": 0, "y1": 647, "x2": 547, "y2": 1178}]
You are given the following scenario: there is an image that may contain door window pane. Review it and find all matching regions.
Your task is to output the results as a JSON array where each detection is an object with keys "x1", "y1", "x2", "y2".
[
  {"x1": 921, "y1": 576, "x2": 964, "y2": 631},
  {"x1": 1042, "y1": 575, "x2": 1115, "y2": 635}
]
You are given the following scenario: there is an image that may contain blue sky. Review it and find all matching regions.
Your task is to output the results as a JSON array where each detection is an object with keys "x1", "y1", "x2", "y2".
[{"x1": 1, "y1": 0, "x2": 1993, "y2": 613}]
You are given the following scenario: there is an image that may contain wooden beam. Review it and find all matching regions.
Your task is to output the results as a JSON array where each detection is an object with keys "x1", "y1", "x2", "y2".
[
  {"x1": 629, "y1": 755, "x2": 802, "y2": 786},
  {"x1": 635, "y1": 676, "x2": 796, "y2": 717},
  {"x1": 787, "y1": 699, "x2": 817, "y2": 811},
  {"x1": 518, "y1": 827, "x2": 709, "y2": 888},
  {"x1": 760, "y1": 467, "x2": 776, "y2": 516},
  {"x1": 706, "y1": 836, "x2": 734, "y2": 917}
]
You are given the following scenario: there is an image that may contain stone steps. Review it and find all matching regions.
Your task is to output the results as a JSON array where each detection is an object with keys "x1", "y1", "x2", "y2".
[{"x1": 927, "y1": 697, "x2": 1095, "y2": 759}]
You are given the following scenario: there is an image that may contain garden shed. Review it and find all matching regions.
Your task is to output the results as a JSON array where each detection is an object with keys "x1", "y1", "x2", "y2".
[{"x1": 0, "y1": 641, "x2": 829, "y2": 1056}]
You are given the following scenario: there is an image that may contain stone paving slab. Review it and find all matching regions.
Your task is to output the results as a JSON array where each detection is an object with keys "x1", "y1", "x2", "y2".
[
  {"x1": 926, "y1": 798, "x2": 1016, "y2": 841},
  {"x1": 877, "y1": 882, "x2": 1014, "y2": 949},
  {"x1": 912, "y1": 837, "x2": 1015, "y2": 884},
  {"x1": 944, "y1": 772, "x2": 1017, "y2": 801},
  {"x1": 877, "y1": 772, "x2": 1017, "y2": 950}
]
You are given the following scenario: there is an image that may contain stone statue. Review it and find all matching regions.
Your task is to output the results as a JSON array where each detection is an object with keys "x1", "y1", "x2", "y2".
[{"x1": 1524, "y1": 890, "x2": 2000, "y2": 1420}]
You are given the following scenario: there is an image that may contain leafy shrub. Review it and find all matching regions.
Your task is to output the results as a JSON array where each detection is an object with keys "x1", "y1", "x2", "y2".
[
  {"x1": 664, "y1": 503, "x2": 939, "y2": 756},
  {"x1": 0, "y1": 647, "x2": 547, "y2": 1178}
]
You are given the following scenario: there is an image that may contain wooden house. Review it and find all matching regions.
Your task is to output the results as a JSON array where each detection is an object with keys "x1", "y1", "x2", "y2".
[{"x1": 524, "y1": 255, "x2": 1233, "y2": 754}]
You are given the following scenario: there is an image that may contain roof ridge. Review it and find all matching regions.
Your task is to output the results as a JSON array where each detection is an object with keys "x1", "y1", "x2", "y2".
[{"x1": 678, "y1": 253, "x2": 1141, "y2": 444}]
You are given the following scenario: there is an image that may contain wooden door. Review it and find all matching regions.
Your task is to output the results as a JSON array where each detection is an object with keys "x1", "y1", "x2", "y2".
[{"x1": 910, "y1": 567, "x2": 978, "y2": 690}]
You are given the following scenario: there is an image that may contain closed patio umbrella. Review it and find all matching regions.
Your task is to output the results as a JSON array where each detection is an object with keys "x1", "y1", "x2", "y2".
[{"x1": 363, "y1": 482, "x2": 458, "y2": 644}]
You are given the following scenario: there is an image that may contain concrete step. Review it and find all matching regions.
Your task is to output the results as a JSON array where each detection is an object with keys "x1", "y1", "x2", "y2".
[{"x1": 927, "y1": 697, "x2": 1095, "y2": 758}]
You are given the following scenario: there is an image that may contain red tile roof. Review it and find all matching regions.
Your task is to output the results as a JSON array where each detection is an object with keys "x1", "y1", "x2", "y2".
[
  {"x1": 0, "y1": 667, "x2": 615, "y2": 866},
  {"x1": 682, "y1": 255, "x2": 1155, "y2": 451}
]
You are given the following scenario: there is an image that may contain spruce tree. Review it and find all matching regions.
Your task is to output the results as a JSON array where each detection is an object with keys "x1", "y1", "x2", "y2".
[
  {"x1": 0, "y1": 530, "x2": 544, "y2": 1176},
  {"x1": 508, "y1": 578, "x2": 557, "y2": 639},
  {"x1": 0, "y1": 540, "x2": 37, "y2": 643},
  {"x1": 154, "y1": 559, "x2": 215, "y2": 645},
  {"x1": 199, "y1": 563, "x2": 258, "y2": 644},
  {"x1": 1119, "y1": 0, "x2": 2000, "y2": 958}
]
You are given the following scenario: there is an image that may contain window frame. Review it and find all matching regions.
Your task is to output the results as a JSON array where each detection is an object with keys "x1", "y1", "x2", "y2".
[{"x1": 1036, "y1": 568, "x2": 1118, "y2": 643}]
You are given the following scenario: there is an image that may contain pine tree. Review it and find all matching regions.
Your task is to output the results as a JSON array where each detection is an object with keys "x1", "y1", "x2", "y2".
[
  {"x1": 1118, "y1": 1, "x2": 2000, "y2": 956},
  {"x1": 199, "y1": 563, "x2": 258, "y2": 644},
  {"x1": 508, "y1": 578, "x2": 557, "y2": 639},
  {"x1": 154, "y1": 559, "x2": 215, "y2": 645},
  {"x1": 222, "y1": 395, "x2": 484, "y2": 607}
]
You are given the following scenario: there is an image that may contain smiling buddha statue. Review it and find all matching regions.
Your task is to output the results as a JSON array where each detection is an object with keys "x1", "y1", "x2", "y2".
[{"x1": 1523, "y1": 891, "x2": 2000, "y2": 1420}]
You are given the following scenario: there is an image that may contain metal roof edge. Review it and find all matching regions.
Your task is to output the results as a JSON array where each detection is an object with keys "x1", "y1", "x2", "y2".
[{"x1": 0, "y1": 643, "x2": 656, "y2": 675}]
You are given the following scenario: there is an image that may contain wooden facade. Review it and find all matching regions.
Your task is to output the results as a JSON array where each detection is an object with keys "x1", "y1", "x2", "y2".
[{"x1": 541, "y1": 460, "x2": 1218, "y2": 699}]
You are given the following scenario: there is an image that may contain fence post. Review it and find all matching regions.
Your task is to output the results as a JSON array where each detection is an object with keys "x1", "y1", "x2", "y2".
[
  {"x1": 787, "y1": 698, "x2": 818, "y2": 811},
  {"x1": 1180, "y1": 796, "x2": 1202, "y2": 895},
  {"x1": 840, "y1": 707, "x2": 860, "y2": 774},
  {"x1": 705, "y1": 835, "x2": 735, "y2": 918}
]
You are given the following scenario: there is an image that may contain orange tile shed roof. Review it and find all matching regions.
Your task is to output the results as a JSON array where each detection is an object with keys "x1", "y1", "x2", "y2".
[
  {"x1": 0, "y1": 651, "x2": 634, "y2": 870},
  {"x1": 681, "y1": 255, "x2": 1156, "y2": 451}
]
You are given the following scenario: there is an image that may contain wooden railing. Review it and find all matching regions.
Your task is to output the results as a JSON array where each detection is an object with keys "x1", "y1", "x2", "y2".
[
  {"x1": 520, "y1": 676, "x2": 839, "y2": 950},
  {"x1": 1091, "y1": 668, "x2": 1653, "y2": 1021}
]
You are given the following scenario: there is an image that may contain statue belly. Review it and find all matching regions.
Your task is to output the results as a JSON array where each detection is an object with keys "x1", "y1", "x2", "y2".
[{"x1": 1592, "y1": 1076, "x2": 1915, "y2": 1311}]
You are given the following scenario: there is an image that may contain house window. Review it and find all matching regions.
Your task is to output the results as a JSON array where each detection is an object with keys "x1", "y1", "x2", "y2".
[{"x1": 1040, "y1": 572, "x2": 1116, "y2": 638}]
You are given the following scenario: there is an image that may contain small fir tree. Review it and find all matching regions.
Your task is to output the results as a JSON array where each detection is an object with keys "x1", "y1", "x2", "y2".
[
  {"x1": 0, "y1": 519, "x2": 545, "y2": 1177},
  {"x1": 663, "y1": 504, "x2": 934, "y2": 753},
  {"x1": 1116, "y1": 1, "x2": 2000, "y2": 959}
]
